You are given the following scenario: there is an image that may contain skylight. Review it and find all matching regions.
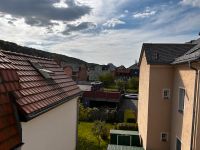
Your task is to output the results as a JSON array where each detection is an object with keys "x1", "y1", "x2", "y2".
[{"x1": 29, "y1": 61, "x2": 54, "y2": 79}]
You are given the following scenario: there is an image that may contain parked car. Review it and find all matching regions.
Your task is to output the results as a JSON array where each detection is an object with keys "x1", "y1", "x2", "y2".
[{"x1": 124, "y1": 94, "x2": 138, "y2": 100}]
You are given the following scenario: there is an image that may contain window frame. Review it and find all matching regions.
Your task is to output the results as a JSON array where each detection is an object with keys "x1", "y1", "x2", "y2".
[
  {"x1": 176, "y1": 136, "x2": 182, "y2": 150},
  {"x1": 163, "y1": 89, "x2": 170, "y2": 100},
  {"x1": 178, "y1": 87, "x2": 185, "y2": 113},
  {"x1": 160, "y1": 132, "x2": 168, "y2": 142}
]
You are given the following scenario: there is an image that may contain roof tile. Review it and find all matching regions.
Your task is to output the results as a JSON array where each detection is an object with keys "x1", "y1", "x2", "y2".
[
  {"x1": 2, "y1": 50, "x2": 81, "y2": 120},
  {"x1": 140, "y1": 43, "x2": 196, "y2": 65}
]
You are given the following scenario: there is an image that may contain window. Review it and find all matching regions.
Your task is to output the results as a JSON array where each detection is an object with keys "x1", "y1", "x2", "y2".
[
  {"x1": 176, "y1": 138, "x2": 181, "y2": 150},
  {"x1": 160, "y1": 133, "x2": 168, "y2": 142},
  {"x1": 178, "y1": 88, "x2": 185, "y2": 113},
  {"x1": 29, "y1": 61, "x2": 53, "y2": 79},
  {"x1": 154, "y1": 52, "x2": 159, "y2": 60},
  {"x1": 163, "y1": 89, "x2": 170, "y2": 99}
]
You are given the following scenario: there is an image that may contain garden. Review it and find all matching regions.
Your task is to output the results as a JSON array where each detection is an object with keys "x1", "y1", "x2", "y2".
[
  {"x1": 77, "y1": 103, "x2": 138, "y2": 150},
  {"x1": 98, "y1": 72, "x2": 139, "y2": 93}
]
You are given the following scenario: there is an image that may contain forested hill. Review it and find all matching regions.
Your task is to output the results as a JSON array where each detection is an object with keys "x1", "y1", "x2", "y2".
[{"x1": 0, "y1": 39, "x2": 88, "y2": 65}]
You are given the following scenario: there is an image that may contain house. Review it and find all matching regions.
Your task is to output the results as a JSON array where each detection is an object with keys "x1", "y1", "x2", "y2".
[
  {"x1": 0, "y1": 50, "x2": 81, "y2": 150},
  {"x1": 88, "y1": 64, "x2": 115, "y2": 81},
  {"x1": 137, "y1": 41, "x2": 200, "y2": 150},
  {"x1": 107, "y1": 63, "x2": 116, "y2": 71},
  {"x1": 63, "y1": 65, "x2": 73, "y2": 77},
  {"x1": 129, "y1": 63, "x2": 139, "y2": 77},
  {"x1": 61, "y1": 63, "x2": 88, "y2": 81},
  {"x1": 78, "y1": 64, "x2": 88, "y2": 81},
  {"x1": 115, "y1": 65, "x2": 131, "y2": 81},
  {"x1": 88, "y1": 65, "x2": 103, "y2": 81}
]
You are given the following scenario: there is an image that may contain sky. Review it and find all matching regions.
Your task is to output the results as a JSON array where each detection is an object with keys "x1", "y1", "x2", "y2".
[{"x1": 0, "y1": 0, "x2": 200, "y2": 67}]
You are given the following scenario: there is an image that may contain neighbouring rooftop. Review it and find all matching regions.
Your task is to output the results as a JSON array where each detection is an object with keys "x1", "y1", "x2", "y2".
[
  {"x1": 107, "y1": 145, "x2": 144, "y2": 150},
  {"x1": 1, "y1": 50, "x2": 81, "y2": 121},
  {"x1": 139, "y1": 43, "x2": 195, "y2": 65},
  {"x1": 110, "y1": 130, "x2": 139, "y2": 135}
]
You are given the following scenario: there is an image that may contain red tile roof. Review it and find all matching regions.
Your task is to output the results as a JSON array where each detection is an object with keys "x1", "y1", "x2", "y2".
[
  {"x1": 1, "y1": 50, "x2": 81, "y2": 120},
  {"x1": 0, "y1": 51, "x2": 21, "y2": 150}
]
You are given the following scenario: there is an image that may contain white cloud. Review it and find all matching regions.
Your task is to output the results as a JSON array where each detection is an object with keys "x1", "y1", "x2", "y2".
[
  {"x1": 0, "y1": 0, "x2": 199, "y2": 67},
  {"x1": 133, "y1": 9, "x2": 156, "y2": 18},
  {"x1": 124, "y1": 10, "x2": 129, "y2": 13},
  {"x1": 103, "y1": 18, "x2": 125, "y2": 28},
  {"x1": 53, "y1": 0, "x2": 68, "y2": 8},
  {"x1": 181, "y1": 0, "x2": 200, "y2": 7},
  {"x1": 77, "y1": 0, "x2": 132, "y2": 24},
  {"x1": 46, "y1": 26, "x2": 197, "y2": 67}
]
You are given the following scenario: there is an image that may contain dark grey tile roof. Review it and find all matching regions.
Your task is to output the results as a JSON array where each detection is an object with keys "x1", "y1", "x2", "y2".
[
  {"x1": 186, "y1": 38, "x2": 200, "y2": 44},
  {"x1": 172, "y1": 38, "x2": 200, "y2": 64},
  {"x1": 129, "y1": 63, "x2": 139, "y2": 69},
  {"x1": 140, "y1": 43, "x2": 195, "y2": 65},
  {"x1": 172, "y1": 43, "x2": 200, "y2": 64}
]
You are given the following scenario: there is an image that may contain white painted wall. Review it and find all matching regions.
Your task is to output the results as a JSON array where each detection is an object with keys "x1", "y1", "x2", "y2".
[{"x1": 21, "y1": 98, "x2": 78, "y2": 150}]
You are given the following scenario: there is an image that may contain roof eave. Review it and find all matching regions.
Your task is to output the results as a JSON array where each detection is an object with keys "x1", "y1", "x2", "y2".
[
  {"x1": 172, "y1": 56, "x2": 200, "y2": 65},
  {"x1": 20, "y1": 92, "x2": 82, "y2": 122}
]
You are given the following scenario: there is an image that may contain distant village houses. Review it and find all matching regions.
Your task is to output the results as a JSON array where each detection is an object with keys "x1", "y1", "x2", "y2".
[{"x1": 62, "y1": 62, "x2": 88, "y2": 81}]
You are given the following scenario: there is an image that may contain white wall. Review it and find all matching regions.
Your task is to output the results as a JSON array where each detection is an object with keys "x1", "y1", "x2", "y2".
[{"x1": 21, "y1": 98, "x2": 78, "y2": 150}]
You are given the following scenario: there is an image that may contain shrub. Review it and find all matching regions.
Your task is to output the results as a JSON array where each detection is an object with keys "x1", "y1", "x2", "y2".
[
  {"x1": 124, "y1": 109, "x2": 136, "y2": 123},
  {"x1": 116, "y1": 123, "x2": 138, "y2": 131},
  {"x1": 128, "y1": 77, "x2": 139, "y2": 92},
  {"x1": 92, "y1": 121, "x2": 108, "y2": 148},
  {"x1": 99, "y1": 72, "x2": 114, "y2": 88},
  {"x1": 79, "y1": 102, "x2": 119, "y2": 123},
  {"x1": 79, "y1": 103, "x2": 92, "y2": 121},
  {"x1": 100, "y1": 125, "x2": 109, "y2": 141}
]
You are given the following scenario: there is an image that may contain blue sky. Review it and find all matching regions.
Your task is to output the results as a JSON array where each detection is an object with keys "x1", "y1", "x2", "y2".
[{"x1": 0, "y1": 0, "x2": 199, "y2": 67}]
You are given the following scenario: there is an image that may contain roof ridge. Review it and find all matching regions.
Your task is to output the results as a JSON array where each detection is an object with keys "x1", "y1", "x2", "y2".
[
  {"x1": 1, "y1": 49, "x2": 54, "y2": 61},
  {"x1": 143, "y1": 43, "x2": 196, "y2": 45}
]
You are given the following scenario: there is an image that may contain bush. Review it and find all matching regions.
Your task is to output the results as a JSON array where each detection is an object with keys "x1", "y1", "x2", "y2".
[
  {"x1": 79, "y1": 102, "x2": 119, "y2": 123},
  {"x1": 100, "y1": 125, "x2": 109, "y2": 141},
  {"x1": 128, "y1": 77, "x2": 139, "y2": 92},
  {"x1": 99, "y1": 72, "x2": 114, "y2": 88},
  {"x1": 115, "y1": 80, "x2": 127, "y2": 91},
  {"x1": 116, "y1": 123, "x2": 138, "y2": 131},
  {"x1": 79, "y1": 103, "x2": 92, "y2": 121},
  {"x1": 92, "y1": 121, "x2": 109, "y2": 148},
  {"x1": 124, "y1": 109, "x2": 136, "y2": 123}
]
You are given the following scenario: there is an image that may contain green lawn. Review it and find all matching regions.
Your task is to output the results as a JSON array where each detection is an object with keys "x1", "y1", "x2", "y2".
[{"x1": 78, "y1": 122, "x2": 114, "y2": 150}]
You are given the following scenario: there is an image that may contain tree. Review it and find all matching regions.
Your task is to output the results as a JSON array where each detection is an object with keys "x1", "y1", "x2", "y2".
[
  {"x1": 116, "y1": 79, "x2": 127, "y2": 91},
  {"x1": 128, "y1": 77, "x2": 139, "y2": 92},
  {"x1": 92, "y1": 121, "x2": 106, "y2": 149},
  {"x1": 99, "y1": 72, "x2": 114, "y2": 87}
]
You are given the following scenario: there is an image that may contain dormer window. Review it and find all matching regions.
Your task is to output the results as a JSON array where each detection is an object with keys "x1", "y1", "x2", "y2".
[
  {"x1": 29, "y1": 61, "x2": 53, "y2": 79},
  {"x1": 154, "y1": 52, "x2": 159, "y2": 60}
]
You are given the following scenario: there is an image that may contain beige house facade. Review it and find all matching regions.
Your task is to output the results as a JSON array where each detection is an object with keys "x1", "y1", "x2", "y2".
[
  {"x1": 138, "y1": 41, "x2": 200, "y2": 150},
  {"x1": 21, "y1": 98, "x2": 78, "y2": 150}
]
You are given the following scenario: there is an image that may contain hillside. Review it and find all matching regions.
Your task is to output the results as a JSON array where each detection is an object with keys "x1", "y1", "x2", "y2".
[{"x1": 0, "y1": 40, "x2": 88, "y2": 65}]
